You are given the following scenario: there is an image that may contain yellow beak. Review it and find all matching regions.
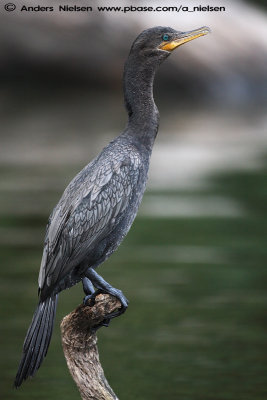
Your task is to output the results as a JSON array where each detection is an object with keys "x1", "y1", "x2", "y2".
[{"x1": 159, "y1": 26, "x2": 211, "y2": 52}]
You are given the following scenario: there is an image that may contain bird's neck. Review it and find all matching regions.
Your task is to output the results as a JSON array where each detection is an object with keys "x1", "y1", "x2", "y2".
[{"x1": 123, "y1": 53, "x2": 160, "y2": 150}]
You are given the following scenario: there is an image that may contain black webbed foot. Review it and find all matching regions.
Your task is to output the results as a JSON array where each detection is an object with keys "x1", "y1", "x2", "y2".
[
  {"x1": 103, "y1": 288, "x2": 129, "y2": 319},
  {"x1": 84, "y1": 268, "x2": 129, "y2": 321}
]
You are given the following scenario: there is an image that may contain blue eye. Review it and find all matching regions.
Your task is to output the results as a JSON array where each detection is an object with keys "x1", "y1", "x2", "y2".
[{"x1": 162, "y1": 34, "x2": 169, "y2": 41}]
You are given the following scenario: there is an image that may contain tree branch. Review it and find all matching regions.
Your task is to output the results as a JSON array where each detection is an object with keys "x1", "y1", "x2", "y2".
[{"x1": 60, "y1": 294, "x2": 121, "y2": 400}]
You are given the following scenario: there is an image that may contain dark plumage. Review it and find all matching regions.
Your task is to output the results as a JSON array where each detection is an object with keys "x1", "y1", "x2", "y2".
[{"x1": 15, "y1": 25, "x2": 210, "y2": 388}]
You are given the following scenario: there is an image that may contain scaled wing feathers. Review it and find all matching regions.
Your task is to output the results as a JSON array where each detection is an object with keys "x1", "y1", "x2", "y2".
[{"x1": 38, "y1": 145, "x2": 141, "y2": 293}]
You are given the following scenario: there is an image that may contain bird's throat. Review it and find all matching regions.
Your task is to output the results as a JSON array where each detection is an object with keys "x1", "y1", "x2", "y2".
[{"x1": 123, "y1": 54, "x2": 160, "y2": 149}]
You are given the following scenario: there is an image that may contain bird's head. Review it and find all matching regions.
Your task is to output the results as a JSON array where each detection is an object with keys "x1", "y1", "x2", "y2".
[{"x1": 130, "y1": 26, "x2": 210, "y2": 63}]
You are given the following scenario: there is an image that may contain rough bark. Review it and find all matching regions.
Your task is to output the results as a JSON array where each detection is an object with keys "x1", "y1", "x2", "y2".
[{"x1": 60, "y1": 294, "x2": 121, "y2": 400}]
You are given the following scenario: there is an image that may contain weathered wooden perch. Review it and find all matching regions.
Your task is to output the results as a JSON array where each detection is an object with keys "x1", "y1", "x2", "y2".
[{"x1": 60, "y1": 294, "x2": 121, "y2": 400}]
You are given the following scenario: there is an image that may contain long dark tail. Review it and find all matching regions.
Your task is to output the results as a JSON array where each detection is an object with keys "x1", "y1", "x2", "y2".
[{"x1": 14, "y1": 294, "x2": 58, "y2": 388}]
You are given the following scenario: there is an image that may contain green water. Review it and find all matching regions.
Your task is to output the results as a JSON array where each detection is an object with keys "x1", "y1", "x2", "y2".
[{"x1": 0, "y1": 162, "x2": 267, "y2": 400}]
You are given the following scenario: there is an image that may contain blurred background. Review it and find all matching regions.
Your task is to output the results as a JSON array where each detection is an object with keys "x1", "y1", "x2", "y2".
[{"x1": 1, "y1": 0, "x2": 267, "y2": 399}]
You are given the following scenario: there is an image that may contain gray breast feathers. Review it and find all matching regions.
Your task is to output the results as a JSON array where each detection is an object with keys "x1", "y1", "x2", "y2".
[{"x1": 38, "y1": 145, "x2": 141, "y2": 292}]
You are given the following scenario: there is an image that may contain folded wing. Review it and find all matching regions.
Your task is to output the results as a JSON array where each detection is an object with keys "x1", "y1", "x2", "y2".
[{"x1": 38, "y1": 145, "x2": 141, "y2": 298}]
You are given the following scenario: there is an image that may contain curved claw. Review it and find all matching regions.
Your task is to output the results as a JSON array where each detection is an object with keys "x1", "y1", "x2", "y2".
[
  {"x1": 105, "y1": 306, "x2": 127, "y2": 320},
  {"x1": 92, "y1": 318, "x2": 111, "y2": 333},
  {"x1": 83, "y1": 288, "x2": 128, "y2": 320},
  {"x1": 83, "y1": 289, "x2": 102, "y2": 306},
  {"x1": 104, "y1": 289, "x2": 128, "y2": 319},
  {"x1": 83, "y1": 294, "x2": 92, "y2": 306}
]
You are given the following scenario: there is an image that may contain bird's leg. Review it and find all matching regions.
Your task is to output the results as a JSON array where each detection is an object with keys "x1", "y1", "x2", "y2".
[
  {"x1": 82, "y1": 276, "x2": 111, "y2": 330},
  {"x1": 82, "y1": 277, "x2": 95, "y2": 296},
  {"x1": 84, "y1": 267, "x2": 129, "y2": 320},
  {"x1": 82, "y1": 276, "x2": 99, "y2": 306}
]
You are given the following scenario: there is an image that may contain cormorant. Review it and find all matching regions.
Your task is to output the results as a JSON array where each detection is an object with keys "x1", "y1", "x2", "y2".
[{"x1": 15, "y1": 25, "x2": 210, "y2": 387}]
